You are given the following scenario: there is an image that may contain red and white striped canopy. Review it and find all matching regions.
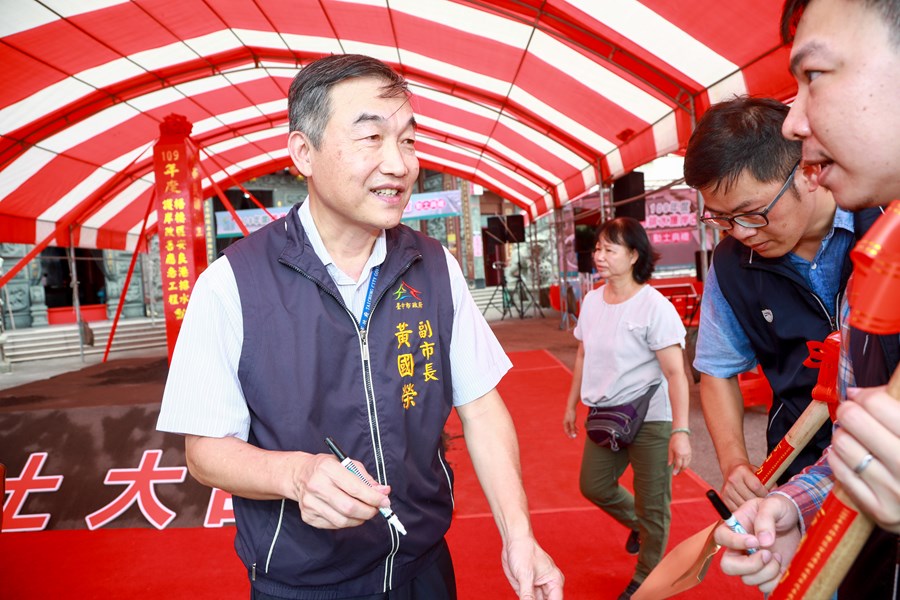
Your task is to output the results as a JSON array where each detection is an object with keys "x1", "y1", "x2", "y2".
[{"x1": 0, "y1": 0, "x2": 796, "y2": 251}]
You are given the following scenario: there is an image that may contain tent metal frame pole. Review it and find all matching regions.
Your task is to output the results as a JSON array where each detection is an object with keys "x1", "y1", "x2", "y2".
[
  {"x1": 142, "y1": 252, "x2": 159, "y2": 324},
  {"x1": 551, "y1": 209, "x2": 563, "y2": 322},
  {"x1": 689, "y1": 95, "x2": 711, "y2": 279},
  {"x1": 597, "y1": 158, "x2": 607, "y2": 224},
  {"x1": 0, "y1": 256, "x2": 15, "y2": 331},
  {"x1": 103, "y1": 189, "x2": 155, "y2": 362},
  {"x1": 67, "y1": 235, "x2": 85, "y2": 363},
  {"x1": 2, "y1": 283, "x2": 14, "y2": 331},
  {"x1": 554, "y1": 207, "x2": 576, "y2": 331}
]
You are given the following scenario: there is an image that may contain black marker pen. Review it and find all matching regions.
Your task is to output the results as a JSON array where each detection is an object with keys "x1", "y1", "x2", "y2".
[
  {"x1": 706, "y1": 489, "x2": 757, "y2": 554},
  {"x1": 325, "y1": 437, "x2": 407, "y2": 535}
]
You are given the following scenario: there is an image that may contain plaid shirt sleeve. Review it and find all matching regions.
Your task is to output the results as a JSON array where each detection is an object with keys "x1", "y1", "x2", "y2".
[
  {"x1": 768, "y1": 293, "x2": 853, "y2": 533},
  {"x1": 770, "y1": 451, "x2": 835, "y2": 533},
  {"x1": 837, "y1": 290, "x2": 856, "y2": 400}
]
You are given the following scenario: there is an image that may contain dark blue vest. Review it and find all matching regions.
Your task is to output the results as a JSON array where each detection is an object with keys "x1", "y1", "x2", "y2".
[
  {"x1": 713, "y1": 234, "x2": 851, "y2": 481},
  {"x1": 223, "y1": 204, "x2": 455, "y2": 597}
]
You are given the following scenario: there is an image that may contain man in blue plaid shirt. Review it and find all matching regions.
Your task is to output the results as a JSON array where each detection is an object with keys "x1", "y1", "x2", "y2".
[{"x1": 712, "y1": 0, "x2": 900, "y2": 598}]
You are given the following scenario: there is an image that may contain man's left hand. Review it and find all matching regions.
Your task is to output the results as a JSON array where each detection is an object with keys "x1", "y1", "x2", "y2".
[
  {"x1": 500, "y1": 536, "x2": 564, "y2": 600},
  {"x1": 831, "y1": 386, "x2": 900, "y2": 533}
]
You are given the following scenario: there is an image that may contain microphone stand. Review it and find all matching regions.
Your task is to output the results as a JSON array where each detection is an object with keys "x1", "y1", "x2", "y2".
[
  {"x1": 509, "y1": 242, "x2": 544, "y2": 319},
  {"x1": 482, "y1": 228, "x2": 513, "y2": 319}
]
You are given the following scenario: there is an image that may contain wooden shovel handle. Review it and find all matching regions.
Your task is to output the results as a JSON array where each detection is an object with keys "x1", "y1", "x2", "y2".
[
  {"x1": 772, "y1": 365, "x2": 900, "y2": 600},
  {"x1": 756, "y1": 400, "x2": 831, "y2": 489}
]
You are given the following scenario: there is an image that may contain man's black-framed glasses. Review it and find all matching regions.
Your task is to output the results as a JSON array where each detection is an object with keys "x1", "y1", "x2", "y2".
[{"x1": 700, "y1": 161, "x2": 800, "y2": 231}]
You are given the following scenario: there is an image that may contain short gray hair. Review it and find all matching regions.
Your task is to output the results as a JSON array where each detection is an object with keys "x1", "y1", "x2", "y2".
[{"x1": 288, "y1": 54, "x2": 410, "y2": 149}]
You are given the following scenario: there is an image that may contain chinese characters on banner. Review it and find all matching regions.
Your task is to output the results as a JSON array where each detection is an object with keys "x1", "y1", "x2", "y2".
[
  {"x1": 644, "y1": 192, "x2": 697, "y2": 234},
  {"x1": 2, "y1": 451, "x2": 234, "y2": 532},
  {"x1": 643, "y1": 188, "x2": 713, "y2": 269},
  {"x1": 152, "y1": 115, "x2": 208, "y2": 359}
]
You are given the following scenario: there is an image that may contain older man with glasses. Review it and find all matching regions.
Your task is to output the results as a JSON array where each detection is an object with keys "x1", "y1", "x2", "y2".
[{"x1": 682, "y1": 96, "x2": 880, "y2": 511}]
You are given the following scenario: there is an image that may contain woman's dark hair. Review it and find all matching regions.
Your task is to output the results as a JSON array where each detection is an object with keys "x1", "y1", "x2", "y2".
[{"x1": 595, "y1": 217, "x2": 659, "y2": 284}]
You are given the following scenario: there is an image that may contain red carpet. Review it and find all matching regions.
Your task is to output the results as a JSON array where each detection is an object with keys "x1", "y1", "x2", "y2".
[
  {"x1": 1, "y1": 527, "x2": 249, "y2": 598},
  {"x1": 443, "y1": 350, "x2": 758, "y2": 599},
  {"x1": 1, "y1": 350, "x2": 757, "y2": 599}
]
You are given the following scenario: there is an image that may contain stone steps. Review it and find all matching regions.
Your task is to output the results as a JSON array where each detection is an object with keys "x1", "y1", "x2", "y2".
[{"x1": 0, "y1": 318, "x2": 167, "y2": 363}]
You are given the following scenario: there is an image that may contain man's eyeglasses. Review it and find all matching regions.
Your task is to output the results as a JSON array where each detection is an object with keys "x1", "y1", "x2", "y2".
[{"x1": 700, "y1": 161, "x2": 800, "y2": 231}]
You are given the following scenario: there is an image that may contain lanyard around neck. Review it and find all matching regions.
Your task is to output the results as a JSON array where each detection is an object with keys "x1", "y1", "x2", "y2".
[{"x1": 358, "y1": 265, "x2": 380, "y2": 330}]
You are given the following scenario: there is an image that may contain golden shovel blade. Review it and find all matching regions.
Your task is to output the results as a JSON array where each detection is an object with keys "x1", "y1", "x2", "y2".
[{"x1": 632, "y1": 520, "x2": 721, "y2": 600}]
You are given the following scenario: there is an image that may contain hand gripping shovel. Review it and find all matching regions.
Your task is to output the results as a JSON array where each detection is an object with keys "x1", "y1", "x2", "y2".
[{"x1": 633, "y1": 332, "x2": 841, "y2": 599}]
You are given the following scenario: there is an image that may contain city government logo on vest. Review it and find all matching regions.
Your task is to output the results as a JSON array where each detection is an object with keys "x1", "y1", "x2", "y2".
[{"x1": 394, "y1": 281, "x2": 424, "y2": 310}]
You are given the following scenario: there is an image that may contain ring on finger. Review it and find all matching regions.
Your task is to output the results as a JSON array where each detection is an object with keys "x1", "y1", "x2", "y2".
[{"x1": 853, "y1": 453, "x2": 875, "y2": 475}]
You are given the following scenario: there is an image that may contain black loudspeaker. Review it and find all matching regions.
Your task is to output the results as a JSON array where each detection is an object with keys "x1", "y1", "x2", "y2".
[
  {"x1": 482, "y1": 227, "x2": 506, "y2": 287},
  {"x1": 486, "y1": 216, "x2": 504, "y2": 243},
  {"x1": 486, "y1": 215, "x2": 525, "y2": 243},
  {"x1": 575, "y1": 225, "x2": 596, "y2": 274},
  {"x1": 577, "y1": 252, "x2": 595, "y2": 274},
  {"x1": 613, "y1": 171, "x2": 646, "y2": 220},
  {"x1": 504, "y1": 214, "x2": 525, "y2": 243},
  {"x1": 485, "y1": 218, "x2": 505, "y2": 245}
]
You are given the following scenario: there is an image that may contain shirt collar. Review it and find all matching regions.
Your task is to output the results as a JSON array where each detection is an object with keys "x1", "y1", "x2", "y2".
[
  {"x1": 832, "y1": 206, "x2": 855, "y2": 233},
  {"x1": 816, "y1": 206, "x2": 856, "y2": 245},
  {"x1": 297, "y1": 198, "x2": 387, "y2": 283}
]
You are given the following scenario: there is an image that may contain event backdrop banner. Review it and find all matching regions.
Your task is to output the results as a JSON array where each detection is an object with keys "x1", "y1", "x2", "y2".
[
  {"x1": 644, "y1": 188, "x2": 714, "y2": 270},
  {"x1": 214, "y1": 190, "x2": 464, "y2": 239},
  {"x1": 215, "y1": 207, "x2": 292, "y2": 238},
  {"x1": 401, "y1": 190, "x2": 462, "y2": 222}
]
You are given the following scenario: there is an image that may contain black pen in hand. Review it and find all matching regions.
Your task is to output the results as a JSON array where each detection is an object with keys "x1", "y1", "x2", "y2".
[
  {"x1": 324, "y1": 437, "x2": 407, "y2": 535},
  {"x1": 706, "y1": 489, "x2": 756, "y2": 554}
]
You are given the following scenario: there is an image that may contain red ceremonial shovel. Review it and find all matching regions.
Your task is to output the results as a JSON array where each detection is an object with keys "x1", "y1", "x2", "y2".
[{"x1": 632, "y1": 333, "x2": 841, "y2": 599}]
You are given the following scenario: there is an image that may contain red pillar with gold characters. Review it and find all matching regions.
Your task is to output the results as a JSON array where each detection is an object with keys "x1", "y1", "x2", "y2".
[{"x1": 153, "y1": 114, "x2": 208, "y2": 361}]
